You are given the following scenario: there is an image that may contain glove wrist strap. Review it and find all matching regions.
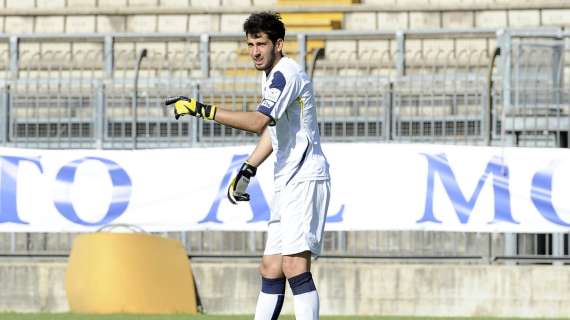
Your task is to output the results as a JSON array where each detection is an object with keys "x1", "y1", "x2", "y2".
[
  {"x1": 241, "y1": 161, "x2": 257, "y2": 177},
  {"x1": 199, "y1": 103, "x2": 216, "y2": 120},
  {"x1": 208, "y1": 104, "x2": 217, "y2": 120}
]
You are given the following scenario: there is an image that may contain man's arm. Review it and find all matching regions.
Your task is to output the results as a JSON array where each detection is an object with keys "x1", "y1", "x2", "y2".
[
  {"x1": 164, "y1": 96, "x2": 272, "y2": 135},
  {"x1": 247, "y1": 128, "x2": 273, "y2": 167},
  {"x1": 214, "y1": 108, "x2": 271, "y2": 135},
  {"x1": 227, "y1": 127, "x2": 273, "y2": 204}
]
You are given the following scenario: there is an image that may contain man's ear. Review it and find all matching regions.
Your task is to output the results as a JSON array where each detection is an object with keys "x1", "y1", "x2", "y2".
[{"x1": 275, "y1": 38, "x2": 284, "y2": 54}]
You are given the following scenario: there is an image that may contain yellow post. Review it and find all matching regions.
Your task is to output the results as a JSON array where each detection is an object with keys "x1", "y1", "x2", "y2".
[{"x1": 65, "y1": 232, "x2": 198, "y2": 314}]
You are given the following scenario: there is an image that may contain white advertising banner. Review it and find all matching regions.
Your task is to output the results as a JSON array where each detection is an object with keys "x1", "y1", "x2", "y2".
[{"x1": 1, "y1": 143, "x2": 570, "y2": 233}]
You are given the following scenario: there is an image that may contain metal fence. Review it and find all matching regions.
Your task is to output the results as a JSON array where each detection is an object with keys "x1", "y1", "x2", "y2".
[
  {"x1": 0, "y1": 30, "x2": 504, "y2": 148},
  {"x1": 1, "y1": 29, "x2": 570, "y2": 263}
]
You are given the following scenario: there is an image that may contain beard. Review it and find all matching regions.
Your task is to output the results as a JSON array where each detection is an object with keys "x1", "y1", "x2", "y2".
[{"x1": 254, "y1": 51, "x2": 276, "y2": 71}]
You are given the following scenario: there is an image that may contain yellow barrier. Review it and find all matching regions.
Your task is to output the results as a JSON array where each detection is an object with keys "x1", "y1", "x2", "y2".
[{"x1": 65, "y1": 232, "x2": 198, "y2": 314}]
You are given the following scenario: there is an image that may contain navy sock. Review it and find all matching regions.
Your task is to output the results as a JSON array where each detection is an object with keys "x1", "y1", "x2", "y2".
[
  {"x1": 288, "y1": 272, "x2": 319, "y2": 319},
  {"x1": 288, "y1": 272, "x2": 316, "y2": 295},
  {"x1": 254, "y1": 277, "x2": 285, "y2": 320},
  {"x1": 261, "y1": 276, "x2": 286, "y2": 294}
]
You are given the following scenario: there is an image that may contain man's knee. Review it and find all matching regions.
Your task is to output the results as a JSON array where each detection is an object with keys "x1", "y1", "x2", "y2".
[
  {"x1": 282, "y1": 251, "x2": 311, "y2": 278},
  {"x1": 259, "y1": 256, "x2": 283, "y2": 278}
]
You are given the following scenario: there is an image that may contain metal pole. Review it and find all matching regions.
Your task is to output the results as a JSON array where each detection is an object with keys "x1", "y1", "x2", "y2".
[
  {"x1": 497, "y1": 30, "x2": 518, "y2": 261},
  {"x1": 553, "y1": 42, "x2": 566, "y2": 262},
  {"x1": 249, "y1": 231, "x2": 257, "y2": 254},
  {"x1": 0, "y1": 84, "x2": 8, "y2": 144},
  {"x1": 552, "y1": 233, "x2": 564, "y2": 265},
  {"x1": 132, "y1": 48, "x2": 148, "y2": 150},
  {"x1": 200, "y1": 33, "x2": 210, "y2": 78},
  {"x1": 337, "y1": 231, "x2": 346, "y2": 253},
  {"x1": 94, "y1": 82, "x2": 105, "y2": 149},
  {"x1": 103, "y1": 35, "x2": 114, "y2": 148},
  {"x1": 196, "y1": 34, "x2": 209, "y2": 145},
  {"x1": 309, "y1": 47, "x2": 324, "y2": 81},
  {"x1": 395, "y1": 31, "x2": 406, "y2": 77},
  {"x1": 297, "y1": 33, "x2": 307, "y2": 72},
  {"x1": 180, "y1": 231, "x2": 187, "y2": 252},
  {"x1": 498, "y1": 29, "x2": 512, "y2": 145},
  {"x1": 104, "y1": 35, "x2": 114, "y2": 79},
  {"x1": 10, "y1": 232, "x2": 16, "y2": 254},
  {"x1": 553, "y1": 40, "x2": 565, "y2": 262},
  {"x1": 486, "y1": 47, "x2": 501, "y2": 146},
  {"x1": 383, "y1": 82, "x2": 393, "y2": 141},
  {"x1": 9, "y1": 36, "x2": 19, "y2": 79},
  {"x1": 192, "y1": 83, "x2": 199, "y2": 145}
]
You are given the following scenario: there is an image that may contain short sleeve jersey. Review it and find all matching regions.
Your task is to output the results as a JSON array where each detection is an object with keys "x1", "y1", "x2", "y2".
[{"x1": 256, "y1": 57, "x2": 330, "y2": 191}]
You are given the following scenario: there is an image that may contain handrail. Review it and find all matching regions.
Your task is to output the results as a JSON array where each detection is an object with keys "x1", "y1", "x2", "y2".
[{"x1": 0, "y1": 28, "x2": 521, "y2": 42}]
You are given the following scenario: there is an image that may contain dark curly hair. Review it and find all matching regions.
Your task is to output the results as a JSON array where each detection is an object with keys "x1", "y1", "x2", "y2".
[{"x1": 243, "y1": 11, "x2": 286, "y2": 44}]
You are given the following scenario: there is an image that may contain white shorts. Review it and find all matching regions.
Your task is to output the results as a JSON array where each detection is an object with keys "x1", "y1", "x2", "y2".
[{"x1": 264, "y1": 179, "x2": 331, "y2": 256}]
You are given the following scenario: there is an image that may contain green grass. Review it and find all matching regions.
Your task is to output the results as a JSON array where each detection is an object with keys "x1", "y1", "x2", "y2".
[{"x1": 0, "y1": 315, "x2": 553, "y2": 320}]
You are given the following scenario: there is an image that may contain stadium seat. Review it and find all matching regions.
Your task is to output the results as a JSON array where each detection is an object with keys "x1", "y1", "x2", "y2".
[
  {"x1": 278, "y1": 0, "x2": 360, "y2": 5},
  {"x1": 280, "y1": 12, "x2": 344, "y2": 31}
]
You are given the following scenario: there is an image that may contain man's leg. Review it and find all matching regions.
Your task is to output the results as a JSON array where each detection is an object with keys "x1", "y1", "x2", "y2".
[
  {"x1": 283, "y1": 251, "x2": 318, "y2": 320},
  {"x1": 254, "y1": 254, "x2": 285, "y2": 320}
]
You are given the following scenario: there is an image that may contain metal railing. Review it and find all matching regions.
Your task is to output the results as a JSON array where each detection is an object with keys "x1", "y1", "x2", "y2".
[
  {"x1": 1, "y1": 29, "x2": 570, "y2": 263},
  {"x1": 0, "y1": 29, "x2": 502, "y2": 147}
]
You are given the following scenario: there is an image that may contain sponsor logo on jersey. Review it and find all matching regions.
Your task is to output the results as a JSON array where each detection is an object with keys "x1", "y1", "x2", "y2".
[
  {"x1": 258, "y1": 71, "x2": 287, "y2": 114},
  {"x1": 259, "y1": 99, "x2": 274, "y2": 109},
  {"x1": 266, "y1": 87, "x2": 281, "y2": 102}
]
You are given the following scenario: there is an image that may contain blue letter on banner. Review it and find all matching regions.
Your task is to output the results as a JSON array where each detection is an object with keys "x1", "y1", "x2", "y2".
[
  {"x1": 417, "y1": 153, "x2": 518, "y2": 225},
  {"x1": 531, "y1": 160, "x2": 570, "y2": 227},
  {"x1": 326, "y1": 204, "x2": 344, "y2": 223},
  {"x1": 200, "y1": 154, "x2": 270, "y2": 224},
  {"x1": 0, "y1": 155, "x2": 43, "y2": 224},
  {"x1": 54, "y1": 157, "x2": 132, "y2": 226}
]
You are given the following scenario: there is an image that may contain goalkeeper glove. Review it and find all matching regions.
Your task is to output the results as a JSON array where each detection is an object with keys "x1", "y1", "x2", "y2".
[
  {"x1": 227, "y1": 162, "x2": 257, "y2": 204},
  {"x1": 164, "y1": 96, "x2": 217, "y2": 120}
]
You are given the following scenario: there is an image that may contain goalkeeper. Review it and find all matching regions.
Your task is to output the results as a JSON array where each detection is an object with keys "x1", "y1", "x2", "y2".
[{"x1": 166, "y1": 11, "x2": 330, "y2": 320}]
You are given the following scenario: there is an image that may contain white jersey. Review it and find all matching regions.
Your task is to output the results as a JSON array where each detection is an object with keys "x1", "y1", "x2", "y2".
[{"x1": 256, "y1": 56, "x2": 330, "y2": 191}]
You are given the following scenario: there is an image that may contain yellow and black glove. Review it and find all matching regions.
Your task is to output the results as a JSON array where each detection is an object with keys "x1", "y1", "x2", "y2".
[
  {"x1": 164, "y1": 96, "x2": 217, "y2": 120},
  {"x1": 227, "y1": 162, "x2": 257, "y2": 204}
]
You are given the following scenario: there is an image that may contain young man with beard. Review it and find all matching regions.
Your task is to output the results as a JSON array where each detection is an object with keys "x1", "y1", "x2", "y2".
[{"x1": 166, "y1": 12, "x2": 330, "y2": 319}]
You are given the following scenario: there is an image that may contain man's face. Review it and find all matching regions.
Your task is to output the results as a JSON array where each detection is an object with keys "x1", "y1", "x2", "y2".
[{"x1": 247, "y1": 32, "x2": 283, "y2": 71}]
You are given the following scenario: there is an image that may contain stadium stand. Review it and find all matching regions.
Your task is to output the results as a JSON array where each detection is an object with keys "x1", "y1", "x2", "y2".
[
  {"x1": 1, "y1": 0, "x2": 570, "y2": 272},
  {"x1": 4, "y1": 1, "x2": 570, "y2": 317}
]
